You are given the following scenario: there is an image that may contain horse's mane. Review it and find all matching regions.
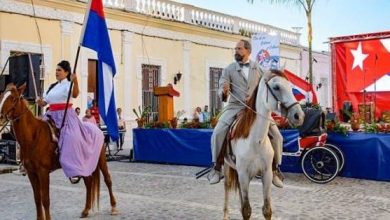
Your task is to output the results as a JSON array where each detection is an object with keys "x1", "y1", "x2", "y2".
[
  {"x1": 233, "y1": 85, "x2": 259, "y2": 139},
  {"x1": 270, "y1": 69, "x2": 288, "y2": 80}
]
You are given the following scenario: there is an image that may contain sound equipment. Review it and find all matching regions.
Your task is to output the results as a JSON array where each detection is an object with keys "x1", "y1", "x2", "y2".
[
  {"x1": 1, "y1": 53, "x2": 42, "y2": 99},
  {"x1": 0, "y1": 140, "x2": 18, "y2": 164}
]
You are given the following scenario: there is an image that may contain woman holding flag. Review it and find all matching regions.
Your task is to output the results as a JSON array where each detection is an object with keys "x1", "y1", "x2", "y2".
[{"x1": 37, "y1": 60, "x2": 104, "y2": 183}]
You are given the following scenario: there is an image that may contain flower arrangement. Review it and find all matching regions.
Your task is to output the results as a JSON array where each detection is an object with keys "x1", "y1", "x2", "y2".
[
  {"x1": 349, "y1": 113, "x2": 360, "y2": 131},
  {"x1": 132, "y1": 106, "x2": 151, "y2": 128}
]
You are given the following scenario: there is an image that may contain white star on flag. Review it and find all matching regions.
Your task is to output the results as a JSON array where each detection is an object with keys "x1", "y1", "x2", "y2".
[{"x1": 351, "y1": 42, "x2": 368, "y2": 70}]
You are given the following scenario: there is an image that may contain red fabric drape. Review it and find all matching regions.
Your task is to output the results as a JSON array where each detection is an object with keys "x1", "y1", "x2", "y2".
[{"x1": 332, "y1": 38, "x2": 390, "y2": 119}]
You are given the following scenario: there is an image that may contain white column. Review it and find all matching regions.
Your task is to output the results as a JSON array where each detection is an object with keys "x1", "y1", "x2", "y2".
[
  {"x1": 183, "y1": 41, "x2": 191, "y2": 118},
  {"x1": 60, "y1": 20, "x2": 73, "y2": 61},
  {"x1": 122, "y1": 31, "x2": 133, "y2": 122}
]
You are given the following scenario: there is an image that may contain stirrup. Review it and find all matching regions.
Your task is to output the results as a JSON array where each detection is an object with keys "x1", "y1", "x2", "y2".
[
  {"x1": 69, "y1": 176, "x2": 81, "y2": 184},
  {"x1": 274, "y1": 167, "x2": 285, "y2": 181}
]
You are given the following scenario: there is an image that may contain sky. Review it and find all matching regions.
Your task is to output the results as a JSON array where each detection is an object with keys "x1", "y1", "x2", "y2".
[{"x1": 173, "y1": 0, "x2": 390, "y2": 51}]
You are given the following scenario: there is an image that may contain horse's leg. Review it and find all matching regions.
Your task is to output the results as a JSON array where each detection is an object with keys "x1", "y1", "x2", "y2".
[
  {"x1": 237, "y1": 169, "x2": 251, "y2": 220},
  {"x1": 81, "y1": 176, "x2": 93, "y2": 218},
  {"x1": 27, "y1": 172, "x2": 44, "y2": 220},
  {"x1": 262, "y1": 167, "x2": 273, "y2": 220},
  {"x1": 39, "y1": 171, "x2": 52, "y2": 220},
  {"x1": 223, "y1": 163, "x2": 230, "y2": 220},
  {"x1": 98, "y1": 146, "x2": 118, "y2": 215}
]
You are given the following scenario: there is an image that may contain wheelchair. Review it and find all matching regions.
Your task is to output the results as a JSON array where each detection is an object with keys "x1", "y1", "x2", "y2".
[{"x1": 280, "y1": 108, "x2": 345, "y2": 184}]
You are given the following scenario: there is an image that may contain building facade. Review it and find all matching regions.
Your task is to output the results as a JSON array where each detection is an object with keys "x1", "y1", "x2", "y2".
[{"x1": 0, "y1": 0, "x2": 330, "y2": 137}]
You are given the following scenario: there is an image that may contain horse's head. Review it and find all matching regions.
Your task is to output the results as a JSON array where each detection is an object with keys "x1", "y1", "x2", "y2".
[
  {"x1": 0, "y1": 83, "x2": 27, "y2": 123},
  {"x1": 261, "y1": 69, "x2": 304, "y2": 127}
]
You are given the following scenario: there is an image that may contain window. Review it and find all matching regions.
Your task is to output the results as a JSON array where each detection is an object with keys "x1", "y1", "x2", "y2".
[
  {"x1": 209, "y1": 67, "x2": 223, "y2": 116},
  {"x1": 142, "y1": 64, "x2": 161, "y2": 122},
  {"x1": 88, "y1": 59, "x2": 98, "y2": 97}
]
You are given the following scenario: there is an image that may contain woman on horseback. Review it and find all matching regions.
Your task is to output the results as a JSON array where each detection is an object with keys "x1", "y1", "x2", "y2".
[{"x1": 37, "y1": 60, "x2": 104, "y2": 182}]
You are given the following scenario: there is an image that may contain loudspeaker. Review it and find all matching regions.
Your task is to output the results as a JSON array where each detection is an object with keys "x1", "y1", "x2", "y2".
[
  {"x1": 0, "y1": 140, "x2": 18, "y2": 164},
  {"x1": 7, "y1": 54, "x2": 42, "y2": 99}
]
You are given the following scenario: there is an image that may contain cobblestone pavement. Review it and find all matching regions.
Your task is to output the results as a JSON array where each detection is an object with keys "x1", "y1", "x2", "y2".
[{"x1": 1, "y1": 160, "x2": 390, "y2": 220}]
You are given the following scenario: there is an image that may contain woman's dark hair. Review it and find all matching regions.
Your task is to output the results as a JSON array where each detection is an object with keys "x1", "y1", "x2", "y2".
[
  {"x1": 46, "y1": 60, "x2": 71, "y2": 94},
  {"x1": 57, "y1": 60, "x2": 72, "y2": 81}
]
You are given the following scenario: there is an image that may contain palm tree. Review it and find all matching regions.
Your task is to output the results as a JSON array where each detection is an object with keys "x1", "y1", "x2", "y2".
[{"x1": 247, "y1": 0, "x2": 316, "y2": 85}]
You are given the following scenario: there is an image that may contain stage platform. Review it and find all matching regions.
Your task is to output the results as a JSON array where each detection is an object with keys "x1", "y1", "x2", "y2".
[{"x1": 133, "y1": 129, "x2": 390, "y2": 181}]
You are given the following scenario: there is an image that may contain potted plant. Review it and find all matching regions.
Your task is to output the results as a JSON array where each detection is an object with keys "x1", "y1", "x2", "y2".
[
  {"x1": 132, "y1": 106, "x2": 151, "y2": 128},
  {"x1": 326, "y1": 119, "x2": 336, "y2": 131},
  {"x1": 350, "y1": 113, "x2": 360, "y2": 132}
]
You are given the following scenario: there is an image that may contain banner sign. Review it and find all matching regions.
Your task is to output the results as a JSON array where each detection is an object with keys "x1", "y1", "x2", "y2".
[{"x1": 251, "y1": 33, "x2": 280, "y2": 70}]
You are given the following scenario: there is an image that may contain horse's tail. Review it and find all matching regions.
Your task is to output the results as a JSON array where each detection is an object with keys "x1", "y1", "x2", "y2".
[
  {"x1": 91, "y1": 165, "x2": 101, "y2": 211},
  {"x1": 225, "y1": 164, "x2": 239, "y2": 192}
]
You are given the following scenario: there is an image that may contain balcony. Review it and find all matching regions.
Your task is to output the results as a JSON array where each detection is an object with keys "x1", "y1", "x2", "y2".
[{"x1": 77, "y1": 0, "x2": 300, "y2": 46}]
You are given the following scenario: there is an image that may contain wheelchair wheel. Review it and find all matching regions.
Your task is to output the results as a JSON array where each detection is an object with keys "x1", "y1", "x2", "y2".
[
  {"x1": 301, "y1": 147, "x2": 339, "y2": 184},
  {"x1": 324, "y1": 144, "x2": 345, "y2": 173}
]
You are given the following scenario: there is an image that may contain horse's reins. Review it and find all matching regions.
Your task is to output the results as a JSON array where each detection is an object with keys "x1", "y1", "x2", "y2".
[
  {"x1": 228, "y1": 74, "x2": 298, "y2": 123},
  {"x1": 0, "y1": 92, "x2": 30, "y2": 145},
  {"x1": 1, "y1": 93, "x2": 30, "y2": 123}
]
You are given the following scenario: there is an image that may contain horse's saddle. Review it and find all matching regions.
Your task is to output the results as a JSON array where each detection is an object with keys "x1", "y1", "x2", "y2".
[
  {"x1": 46, "y1": 116, "x2": 59, "y2": 143},
  {"x1": 218, "y1": 113, "x2": 246, "y2": 170}
]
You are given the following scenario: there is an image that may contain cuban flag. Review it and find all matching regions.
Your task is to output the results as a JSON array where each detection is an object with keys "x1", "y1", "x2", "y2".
[
  {"x1": 284, "y1": 69, "x2": 318, "y2": 104},
  {"x1": 364, "y1": 73, "x2": 390, "y2": 92},
  {"x1": 80, "y1": 0, "x2": 118, "y2": 140}
]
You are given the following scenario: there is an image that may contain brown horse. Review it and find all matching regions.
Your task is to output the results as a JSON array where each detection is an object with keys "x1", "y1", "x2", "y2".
[{"x1": 0, "y1": 84, "x2": 117, "y2": 220}]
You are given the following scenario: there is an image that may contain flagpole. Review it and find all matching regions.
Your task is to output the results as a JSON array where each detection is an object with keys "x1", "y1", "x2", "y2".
[
  {"x1": 60, "y1": 46, "x2": 81, "y2": 130},
  {"x1": 59, "y1": 0, "x2": 91, "y2": 130}
]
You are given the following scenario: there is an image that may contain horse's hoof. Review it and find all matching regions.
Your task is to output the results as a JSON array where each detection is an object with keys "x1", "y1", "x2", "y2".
[
  {"x1": 111, "y1": 207, "x2": 119, "y2": 215},
  {"x1": 80, "y1": 210, "x2": 89, "y2": 218}
]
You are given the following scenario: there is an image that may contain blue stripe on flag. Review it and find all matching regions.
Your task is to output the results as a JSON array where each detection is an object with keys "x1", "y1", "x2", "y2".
[{"x1": 81, "y1": 6, "x2": 118, "y2": 140}]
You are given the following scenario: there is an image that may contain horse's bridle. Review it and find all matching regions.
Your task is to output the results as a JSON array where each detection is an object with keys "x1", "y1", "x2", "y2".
[
  {"x1": 265, "y1": 74, "x2": 299, "y2": 116},
  {"x1": 0, "y1": 90, "x2": 29, "y2": 123}
]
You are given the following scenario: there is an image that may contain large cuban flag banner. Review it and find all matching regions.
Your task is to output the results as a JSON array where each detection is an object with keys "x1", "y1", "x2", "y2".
[
  {"x1": 331, "y1": 33, "x2": 390, "y2": 118},
  {"x1": 80, "y1": 0, "x2": 118, "y2": 140}
]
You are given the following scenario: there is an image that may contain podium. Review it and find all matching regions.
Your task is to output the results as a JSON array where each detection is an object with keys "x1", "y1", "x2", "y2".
[{"x1": 154, "y1": 85, "x2": 180, "y2": 122}]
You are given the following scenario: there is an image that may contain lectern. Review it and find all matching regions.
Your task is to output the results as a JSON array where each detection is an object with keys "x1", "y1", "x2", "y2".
[{"x1": 153, "y1": 84, "x2": 180, "y2": 122}]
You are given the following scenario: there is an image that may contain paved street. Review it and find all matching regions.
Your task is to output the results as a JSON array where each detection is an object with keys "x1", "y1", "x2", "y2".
[{"x1": 1, "y1": 159, "x2": 390, "y2": 220}]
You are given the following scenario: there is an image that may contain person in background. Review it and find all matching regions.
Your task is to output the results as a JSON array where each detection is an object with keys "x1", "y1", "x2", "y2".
[
  {"x1": 193, "y1": 106, "x2": 204, "y2": 122},
  {"x1": 82, "y1": 109, "x2": 97, "y2": 125},
  {"x1": 202, "y1": 105, "x2": 211, "y2": 122},
  {"x1": 75, "y1": 107, "x2": 81, "y2": 116},
  {"x1": 89, "y1": 99, "x2": 100, "y2": 126},
  {"x1": 116, "y1": 107, "x2": 126, "y2": 150}
]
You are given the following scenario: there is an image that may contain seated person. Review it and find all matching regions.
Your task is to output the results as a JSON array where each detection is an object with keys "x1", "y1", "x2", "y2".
[{"x1": 82, "y1": 109, "x2": 97, "y2": 125}]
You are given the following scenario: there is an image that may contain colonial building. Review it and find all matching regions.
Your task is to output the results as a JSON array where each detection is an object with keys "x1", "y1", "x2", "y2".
[{"x1": 0, "y1": 0, "x2": 330, "y2": 133}]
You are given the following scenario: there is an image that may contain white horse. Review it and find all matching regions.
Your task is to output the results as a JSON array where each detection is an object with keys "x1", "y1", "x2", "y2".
[{"x1": 223, "y1": 69, "x2": 305, "y2": 220}]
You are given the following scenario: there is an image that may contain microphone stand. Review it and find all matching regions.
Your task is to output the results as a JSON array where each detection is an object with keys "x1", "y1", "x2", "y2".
[{"x1": 374, "y1": 54, "x2": 378, "y2": 122}]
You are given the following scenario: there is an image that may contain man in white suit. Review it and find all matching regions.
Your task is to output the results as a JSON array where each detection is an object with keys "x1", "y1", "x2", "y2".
[{"x1": 208, "y1": 39, "x2": 284, "y2": 187}]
